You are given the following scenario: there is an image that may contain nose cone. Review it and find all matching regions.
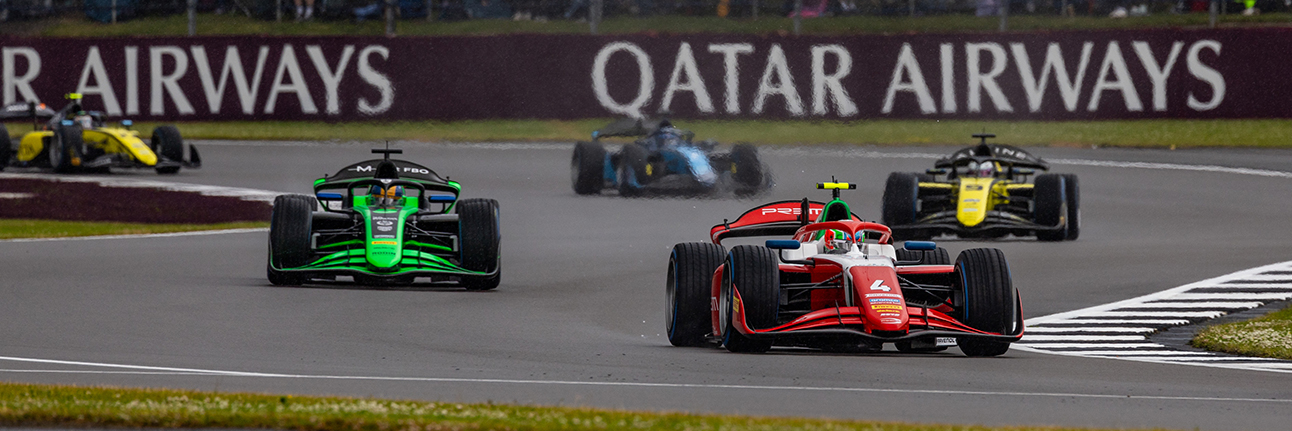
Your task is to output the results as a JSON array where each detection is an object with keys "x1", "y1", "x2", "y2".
[{"x1": 849, "y1": 266, "x2": 909, "y2": 333}]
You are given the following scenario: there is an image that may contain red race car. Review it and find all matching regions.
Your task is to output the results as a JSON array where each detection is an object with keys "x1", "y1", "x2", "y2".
[{"x1": 666, "y1": 181, "x2": 1023, "y2": 356}]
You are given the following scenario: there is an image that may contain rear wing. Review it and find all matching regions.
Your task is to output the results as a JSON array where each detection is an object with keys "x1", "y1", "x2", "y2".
[
  {"x1": 710, "y1": 200, "x2": 860, "y2": 244},
  {"x1": 0, "y1": 101, "x2": 56, "y2": 121},
  {"x1": 591, "y1": 117, "x2": 694, "y2": 141}
]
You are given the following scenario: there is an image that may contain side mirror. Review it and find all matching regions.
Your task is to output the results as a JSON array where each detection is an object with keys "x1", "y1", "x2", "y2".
[
  {"x1": 925, "y1": 168, "x2": 947, "y2": 175},
  {"x1": 121, "y1": 120, "x2": 133, "y2": 127},
  {"x1": 904, "y1": 241, "x2": 936, "y2": 251},
  {"x1": 1013, "y1": 168, "x2": 1034, "y2": 175},
  {"x1": 765, "y1": 239, "x2": 801, "y2": 250},
  {"x1": 317, "y1": 192, "x2": 344, "y2": 200}
]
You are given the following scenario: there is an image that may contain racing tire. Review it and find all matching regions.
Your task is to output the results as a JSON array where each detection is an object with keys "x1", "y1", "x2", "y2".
[
  {"x1": 0, "y1": 124, "x2": 10, "y2": 171},
  {"x1": 666, "y1": 242, "x2": 726, "y2": 347},
  {"x1": 1034, "y1": 174, "x2": 1067, "y2": 241},
  {"x1": 151, "y1": 125, "x2": 184, "y2": 174},
  {"x1": 1062, "y1": 173, "x2": 1080, "y2": 241},
  {"x1": 268, "y1": 194, "x2": 315, "y2": 286},
  {"x1": 882, "y1": 172, "x2": 924, "y2": 240},
  {"x1": 457, "y1": 198, "x2": 501, "y2": 291},
  {"x1": 50, "y1": 125, "x2": 84, "y2": 173},
  {"x1": 730, "y1": 143, "x2": 764, "y2": 193},
  {"x1": 953, "y1": 248, "x2": 1019, "y2": 357},
  {"x1": 895, "y1": 246, "x2": 950, "y2": 265},
  {"x1": 617, "y1": 144, "x2": 648, "y2": 197},
  {"x1": 571, "y1": 141, "x2": 606, "y2": 195},
  {"x1": 720, "y1": 245, "x2": 778, "y2": 353}
]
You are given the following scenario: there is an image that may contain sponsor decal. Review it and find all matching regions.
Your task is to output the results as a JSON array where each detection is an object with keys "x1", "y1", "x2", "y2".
[
  {"x1": 377, "y1": 220, "x2": 393, "y2": 226},
  {"x1": 377, "y1": 226, "x2": 392, "y2": 232},
  {"x1": 966, "y1": 185, "x2": 984, "y2": 191},
  {"x1": 868, "y1": 279, "x2": 892, "y2": 292},
  {"x1": 964, "y1": 198, "x2": 980, "y2": 203},
  {"x1": 871, "y1": 304, "x2": 903, "y2": 311},
  {"x1": 880, "y1": 318, "x2": 903, "y2": 325},
  {"x1": 865, "y1": 293, "x2": 902, "y2": 299},
  {"x1": 935, "y1": 337, "x2": 958, "y2": 347},
  {"x1": 760, "y1": 207, "x2": 823, "y2": 216},
  {"x1": 869, "y1": 298, "x2": 902, "y2": 304},
  {"x1": 880, "y1": 313, "x2": 901, "y2": 317},
  {"x1": 963, "y1": 208, "x2": 979, "y2": 212},
  {"x1": 371, "y1": 240, "x2": 397, "y2": 245}
]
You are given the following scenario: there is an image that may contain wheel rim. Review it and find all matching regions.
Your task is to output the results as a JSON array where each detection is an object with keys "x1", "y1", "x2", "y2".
[{"x1": 717, "y1": 259, "x2": 732, "y2": 339}]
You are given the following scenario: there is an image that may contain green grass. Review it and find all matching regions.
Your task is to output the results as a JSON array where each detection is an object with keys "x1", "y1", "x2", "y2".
[
  {"x1": 9, "y1": 118, "x2": 1289, "y2": 148},
  {"x1": 1191, "y1": 305, "x2": 1292, "y2": 360},
  {"x1": 10, "y1": 12, "x2": 1292, "y2": 37},
  {"x1": 0, "y1": 382, "x2": 1176, "y2": 431},
  {"x1": 0, "y1": 219, "x2": 267, "y2": 239}
]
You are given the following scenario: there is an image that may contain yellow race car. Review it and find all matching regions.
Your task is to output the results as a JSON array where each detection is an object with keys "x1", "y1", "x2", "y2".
[
  {"x1": 0, "y1": 94, "x2": 199, "y2": 174},
  {"x1": 881, "y1": 134, "x2": 1078, "y2": 242}
]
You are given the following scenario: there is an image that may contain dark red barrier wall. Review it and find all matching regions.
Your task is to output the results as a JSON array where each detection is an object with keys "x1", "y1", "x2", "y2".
[{"x1": 1, "y1": 28, "x2": 1288, "y2": 121}]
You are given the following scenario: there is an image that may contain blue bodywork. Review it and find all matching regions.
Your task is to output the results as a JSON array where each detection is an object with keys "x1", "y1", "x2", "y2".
[{"x1": 604, "y1": 129, "x2": 719, "y2": 189}]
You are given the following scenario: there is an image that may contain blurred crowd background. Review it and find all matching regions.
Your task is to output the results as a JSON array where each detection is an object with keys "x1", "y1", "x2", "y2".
[{"x1": 1, "y1": 0, "x2": 1288, "y2": 25}]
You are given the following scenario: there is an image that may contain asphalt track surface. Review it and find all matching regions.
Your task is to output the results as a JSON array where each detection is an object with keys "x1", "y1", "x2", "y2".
[{"x1": 4, "y1": 141, "x2": 1292, "y2": 431}]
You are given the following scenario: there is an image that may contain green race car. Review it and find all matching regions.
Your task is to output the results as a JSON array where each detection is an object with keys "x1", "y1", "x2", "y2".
[{"x1": 267, "y1": 147, "x2": 501, "y2": 290}]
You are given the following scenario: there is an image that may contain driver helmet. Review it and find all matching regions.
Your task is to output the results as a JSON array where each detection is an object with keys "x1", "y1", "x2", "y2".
[
  {"x1": 821, "y1": 229, "x2": 853, "y2": 254},
  {"x1": 969, "y1": 161, "x2": 996, "y2": 177},
  {"x1": 74, "y1": 111, "x2": 93, "y2": 129},
  {"x1": 369, "y1": 185, "x2": 405, "y2": 206}
]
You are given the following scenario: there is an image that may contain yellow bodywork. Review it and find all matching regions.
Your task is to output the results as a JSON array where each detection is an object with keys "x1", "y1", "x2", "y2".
[
  {"x1": 15, "y1": 126, "x2": 157, "y2": 166},
  {"x1": 917, "y1": 179, "x2": 1035, "y2": 227}
]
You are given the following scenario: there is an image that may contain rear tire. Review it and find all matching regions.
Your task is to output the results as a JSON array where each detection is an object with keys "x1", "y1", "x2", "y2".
[
  {"x1": 152, "y1": 126, "x2": 184, "y2": 174},
  {"x1": 0, "y1": 124, "x2": 10, "y2": 171},
  {"x1": 1034, "y1": 174, "x2": 1067, "y2": 241},
  {"x1": 617, "y1": 144, "x2": 648, "y2": 197},
  {"x1": 953, "y1": 248, "x2": 1018, "y2": 357},
  {"x1": 882, "y1": 172, "x2": 923, "y2": 240},
  {"x1": 268, "y1": 194, "x2": 315, "y2": 286},
  {"x1": 458, "y1": 198, "x2": 501, "y2": 291},
  {"x1": 50, "y1": 125, "x2": 83, "y2": 173},
  {"x1": 730, "y1": 143, "x2": 763, "y2": 192},
  {"x1": 1062, "y1": 173, "x2": 1080, "y2": 240},
  {"x1": 571, "y1": 141, "x2": 606, "y2": 195},
  {"x1": 720, "y1": 245, "x2": 778, "y2": 353},
  {"x1": 895, "y1": 246, "x2": 950, "y2": 265},
  {"x1": 666, "y1": 242, "x2": 726, "y2": 347}
]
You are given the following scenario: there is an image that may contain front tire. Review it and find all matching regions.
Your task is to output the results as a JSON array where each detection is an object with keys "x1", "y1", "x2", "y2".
[
  {"x1": 617, "y1": 144, "x2": 648, "y2": 197},
  {"x1": 730, "y1": 143, "x2": 764, "y2": 193},
  {"x1": 1034, "y1": 174, "x2": 1067, "y2": 241},
  {"x1": 458, "y1": 198, "x2": 501, "y2": 291},
  {"x1": 953, "y1": 248, "x2": 1019, "y2": 357},
  {"x1": 152, "y1": 125, "x2": 184, "y2": 174},
  {"x1": 571, "y1": 141, "x2": 606, "y2": 195},
  {"x1": 1062, "y1": 173, "x2": 1080, "y2": 240},
  {"x1": 268, "y1": 194, "x2": 315, "y2": 286},
  {"x1": 666, "y1": 242, "x2": 726, "y2": 347},
  {"x1": 50, "y1": 125, "x2": 83, "y2": 173},
  {"x1": 720, "y1": 245, "x2": 778, "y2": 353},
  {"x1": 882, "y1": 172, "x2": 923, "y2": 240}
]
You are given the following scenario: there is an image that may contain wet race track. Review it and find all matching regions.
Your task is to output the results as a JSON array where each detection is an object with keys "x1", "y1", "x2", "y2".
[{"x1": 3, "y1": 141, "x2": 1292, "y2": 430}]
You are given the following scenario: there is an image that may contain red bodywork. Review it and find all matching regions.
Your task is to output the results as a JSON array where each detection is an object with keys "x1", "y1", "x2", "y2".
[{"x1": 706, "y1": 201, "x2": 1023, "y2": 347}]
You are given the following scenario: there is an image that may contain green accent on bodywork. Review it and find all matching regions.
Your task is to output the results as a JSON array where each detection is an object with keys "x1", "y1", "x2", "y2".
[
  {"x1": 355, "y1": 205, "x2": 418, "y2": 269},
  {"x1": 293, "y1": 248, "x2": 482, "y2": 276},
  {"x1": 815, "y1": 199, "x2": 852, "y2": 223},
  {"x1": 319, "y1": 239, "x2": 363, "y2": 249},
  {"x1": 404, "y1": 241, "x2": 452, "y2": 251}
]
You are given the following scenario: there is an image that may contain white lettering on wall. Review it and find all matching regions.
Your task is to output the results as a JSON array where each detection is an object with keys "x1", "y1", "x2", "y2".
[
  {"x1": 708, "y1": 43, "x2": 753, "y2": 114},
  {"x1": 2, "y1": 47, "x2": 41, "y2": 105},
  {"x1": 307, "y1": 45, "x2": 355, "y2": 115},
  {"x1": 751, "y1": 44, "x2": 804, "y2": 116},
  {"x1": 1186, "y1": 40, "x2": 1224, "y2": 111},
  {"x1": 659, "y1": 42, "x2": 713, "y2": 114},
  {"x1": 357, "y1": 45, "x2": 393, "y2": 115},
  {"x1": 940, "y1": 43, "x2": 955, "y2": 113},
  {"x1": 191, "y1": 45, "x2": 269, "y2": 115},
  {"x1": 1132, "y1": 41, "x2": 1183, "y2": 112},
  {"x1": 150, "y1": 46, "x2": 195, "y2": 115},
  {"x1": 592, "y1": 42, "x2": 653, "y2": 119},
  {"x1": 1011, "y1": 42, "x2": 1092, "y2": 113},
  {"x1": 76, "y1": 46, "x2": 122, "y2": 115},
  {"x1": 1087, "y1": 41, "x2": 1142, "y2": 112},
  {"x1": 966, "y1": 42, "x2": 1013, "y2": 113},
  {"x1": 810, "y1": 44, "x2": 857, "y2": 116},
  {"x1": 882, "y1": 43, "x2": 935, "y2": 114},
  {"x1": 264, "y1": 44, "x2": 317, "y2": 115}
]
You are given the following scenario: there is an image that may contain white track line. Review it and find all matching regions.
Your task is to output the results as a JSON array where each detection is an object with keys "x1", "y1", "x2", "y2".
[
  {"x1": 1019, "y1": 260, "x2": 1292, "y2": 372},
  {"x1": 1, "y1": 356, "x2": 1291, "y2": 404},
  {"x1": 1, "y1": 228, "x2": 268, "y2": 243}
]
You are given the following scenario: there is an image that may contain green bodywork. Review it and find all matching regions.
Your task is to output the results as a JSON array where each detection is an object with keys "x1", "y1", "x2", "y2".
[{"x1": 274, "y1": 161, "x2": 489, "y2": 278}]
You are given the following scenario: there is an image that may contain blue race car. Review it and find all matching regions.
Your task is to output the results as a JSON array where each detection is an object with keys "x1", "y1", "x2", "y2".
[{"x1": 570, "y1": 118, "x2": 772, "y2": 197}]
